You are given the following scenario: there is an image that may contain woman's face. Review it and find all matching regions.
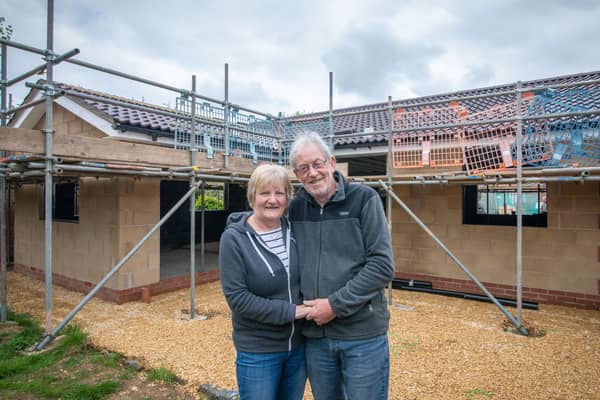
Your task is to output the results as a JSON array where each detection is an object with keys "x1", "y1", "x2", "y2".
[{"x1": 252, "y1": 182, "x2": 287, "y2": 223}]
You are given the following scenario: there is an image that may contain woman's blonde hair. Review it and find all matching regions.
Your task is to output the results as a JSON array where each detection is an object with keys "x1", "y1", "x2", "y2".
[{"x1": 247, "y1": 164, "x2": 294, "y2": 208}]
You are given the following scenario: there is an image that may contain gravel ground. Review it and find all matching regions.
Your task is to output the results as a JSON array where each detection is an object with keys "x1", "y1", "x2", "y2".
[{"x1": 6, "y1": 271, "x2": 600, "y2": 400}]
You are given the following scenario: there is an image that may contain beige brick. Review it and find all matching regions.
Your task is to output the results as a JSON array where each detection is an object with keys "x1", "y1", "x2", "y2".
[
  {"x1": 573, "y1": 196, "x2": 600, "y2": 212},
  {"x1": 134, "y1": 267, "x2": 159, "y2": 287},
  {"x1": 489, "y1": 239, "x2": 516, "y2": 257},
  {"x1": 446, "y1": 225, "x2": 469, "y2": 239},
  {"x1": 394, "y1": 247, "x2": 418, "y2": 262},
  {"x1": 391, "y1": 210, "x2": 412, "y2": 223},
  {"x1": 392, "y1": 257, "x2": 411, "y2": 272},
  {"x1": 558, "y1": 182, "x2": 599, "y2": 196},
  {"x1": 523, "y1": 229, "x2": 577, "y2": 246},
  {"x1": 391, "y1": 232, "x2": 413, "y2": 249},
  {"x1": 547, "y1": 182, "x2": 560, "y2": 196},
  {"x1": 447, "y1": 194, "x2": 462, "y2": 210},
  {"x1": 392, "y1": 185, "x2": 410, "y2": 197},
  {"x1": 67, "y1": 119, "x2": 83, "y2": 135},
  {"x1": 559, "y1": 213, "x2": 598, "y2": 229},
  {"x1": 547, "y1": 213, "x2": 560, "y2": 228},
  {"x1": 575, "y1": 230, "x2": 600, "y2": 246},
  {"x1": 416, "y1": 247, "x2": 446, "y2": 265},
  {"x1": 551, "y1": 196, "x2": 574, "y2": 212}
]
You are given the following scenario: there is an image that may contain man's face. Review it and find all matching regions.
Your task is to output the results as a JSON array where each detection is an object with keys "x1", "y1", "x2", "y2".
[{"x1": 293, "y1": 143, "x2": 337, "y2": 205}]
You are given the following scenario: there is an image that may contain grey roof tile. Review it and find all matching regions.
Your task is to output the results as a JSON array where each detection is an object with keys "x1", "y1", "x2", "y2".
[{"x1": 50, "y1": 71, "x2": 600, "y2": 148}]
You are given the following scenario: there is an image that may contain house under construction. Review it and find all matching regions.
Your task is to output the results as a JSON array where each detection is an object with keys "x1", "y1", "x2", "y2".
[{"x1": 1, "y1": 2, "x2": 599, "y2": 347}]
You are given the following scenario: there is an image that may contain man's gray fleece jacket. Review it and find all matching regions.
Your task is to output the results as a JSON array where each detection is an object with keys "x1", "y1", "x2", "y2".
[
  {"x1": 219, "y1": 212, "x2": 304, "y2": 353},
  {"x1": 289, "y1": 172, "x2": 394, "y2": 340}
]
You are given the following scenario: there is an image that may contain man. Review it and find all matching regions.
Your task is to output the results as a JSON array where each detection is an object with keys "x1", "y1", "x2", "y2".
[{"x1": 288, "y1": 132, "x2": 394, "y2": 400}]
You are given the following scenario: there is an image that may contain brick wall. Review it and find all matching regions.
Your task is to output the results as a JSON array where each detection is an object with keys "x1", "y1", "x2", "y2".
[
  {"x1": 391, "y1": 182, "x2": 600, "y2": 309},
  {"x1": 396, "y1": 272, "x2": 600, "y2": 309},
  {"x1": 33, "y1": 103, "x2": 105, "y2": 138},
  {"x1": 14, "y1": 264, "x2": 220, "y2": 304},
  {"x1": 13, "y1": 177, "x2": 161, "y2": 292}
]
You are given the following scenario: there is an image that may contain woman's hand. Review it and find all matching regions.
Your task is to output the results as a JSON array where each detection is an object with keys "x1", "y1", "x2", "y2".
[{"x1": 295, "y1": 304, "x2": 312, "y2": 319}]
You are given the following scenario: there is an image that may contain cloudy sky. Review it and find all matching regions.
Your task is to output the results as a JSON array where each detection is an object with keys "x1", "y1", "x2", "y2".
[{"x1": 2, "y1": 0, "x2": 600, "y2": 116}]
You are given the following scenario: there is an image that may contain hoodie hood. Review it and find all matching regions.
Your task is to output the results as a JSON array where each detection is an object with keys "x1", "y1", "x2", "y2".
[{"x1": 225, "y1": 211, "x2": 251, "y2": 231}]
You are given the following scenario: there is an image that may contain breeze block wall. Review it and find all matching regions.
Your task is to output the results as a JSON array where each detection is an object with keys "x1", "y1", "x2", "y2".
[
  {"x1": 391, "y1": 182, "x2": 600, "y2": 309},
  {"x1": 13, "y1": 177, "x2": 161, "y2": 301}
]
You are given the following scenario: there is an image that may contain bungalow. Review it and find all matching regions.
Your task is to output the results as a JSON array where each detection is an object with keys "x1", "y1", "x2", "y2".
[{"x1": 3, "y1": 70, "x2": 600, "y2": 308}]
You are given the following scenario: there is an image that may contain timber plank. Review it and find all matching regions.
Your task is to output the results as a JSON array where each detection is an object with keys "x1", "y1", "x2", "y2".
[{"x1": 0, "y1": 127, "x2": 256, "y2": 173}]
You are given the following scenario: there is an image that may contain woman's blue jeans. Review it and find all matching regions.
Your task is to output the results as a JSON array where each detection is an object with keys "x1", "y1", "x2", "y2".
[
  {"x1": 306, "y1": 334, "x2": 389, "y2": 400},
  {"x1": 236, "y1": 343, "x2": 306, "y2": 400}
]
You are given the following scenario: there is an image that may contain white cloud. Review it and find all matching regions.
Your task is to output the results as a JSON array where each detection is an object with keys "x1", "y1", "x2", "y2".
[{"x1": 2, "y1": 0, "x2": 600, "y2": 115}]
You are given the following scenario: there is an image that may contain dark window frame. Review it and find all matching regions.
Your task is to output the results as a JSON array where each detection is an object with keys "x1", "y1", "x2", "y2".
[
  {"x1": 39, "y1": 181, "x2": 80, "y2": 222},
  {"x1": 462, "y1": 184, "x2": 547, "y2": 227}
]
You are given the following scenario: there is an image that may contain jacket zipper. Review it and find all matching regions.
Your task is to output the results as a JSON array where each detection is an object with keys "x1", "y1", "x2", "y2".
[
  {"x1": 316, "y1": 206, "x2": 323, "y2": 299},
  {"x1": 284, "y1": 227, "x2": 293, "y2": 352},
  {"x1": 249, "y1": 226, "x2": 295, "y2": 351}
]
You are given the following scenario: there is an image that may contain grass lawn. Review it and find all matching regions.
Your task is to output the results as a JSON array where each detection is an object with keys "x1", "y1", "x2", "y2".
[{"x1": 0, "y1": 310, "x2": 203, "y2": 400}]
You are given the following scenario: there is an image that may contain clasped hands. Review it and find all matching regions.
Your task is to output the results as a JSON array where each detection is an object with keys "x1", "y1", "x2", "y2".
[{"x1": 295, "y1": 298, "x2": 336, "y2": 326}]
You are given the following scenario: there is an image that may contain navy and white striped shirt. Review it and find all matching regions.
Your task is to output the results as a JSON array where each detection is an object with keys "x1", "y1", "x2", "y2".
[{"x1": 257, "y1": 228, "x2": 288, "y2": 268}]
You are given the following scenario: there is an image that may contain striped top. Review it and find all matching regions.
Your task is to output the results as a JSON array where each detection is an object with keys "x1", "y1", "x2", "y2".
[{"x1": 257, "y1": 228, "x2": 288, "y2": 268}]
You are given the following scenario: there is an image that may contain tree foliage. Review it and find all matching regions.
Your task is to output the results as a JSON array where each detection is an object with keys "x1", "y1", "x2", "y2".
[
  {"x1": 0, "y1": 17, "x2": 13, "y2": 41},
  {"x1": 194, "y1": 195, "x2": 224, "y2": 211}
]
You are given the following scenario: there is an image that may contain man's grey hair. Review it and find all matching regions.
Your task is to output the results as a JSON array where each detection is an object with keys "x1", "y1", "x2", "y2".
[{"x1": 289, "y1": 132, "x2": 332, "y2": 167}]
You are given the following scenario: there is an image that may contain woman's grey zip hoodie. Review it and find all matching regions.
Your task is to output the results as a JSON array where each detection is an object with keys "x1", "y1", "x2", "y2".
[{"x1": 219, "y1": 211, "x2": 304, "y2": 353}]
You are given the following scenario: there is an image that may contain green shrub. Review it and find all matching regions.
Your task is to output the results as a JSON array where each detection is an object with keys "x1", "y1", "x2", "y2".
[{"x1": 194, "y1": 195, "x2": 224, "y2": 211}]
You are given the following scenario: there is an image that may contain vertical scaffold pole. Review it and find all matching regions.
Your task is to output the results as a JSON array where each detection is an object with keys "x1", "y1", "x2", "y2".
[
  {"x1": 200, "y1": 181, "x2": 205, "y2": 276},
  {"x1": 224, "y1": 63, "x2": 230, "y2": 169},
  {"x1": 328, "y1": 72, "x2": 333, "y2": 151},
  {"x1": 515, "y1": 81, "x2": 524, "y2": 323},
  {"x1": 0, "y1": 41, "x2": 7, "y2": 322},
  {"x1": 379, "y1": 180, "x2": 528, "y2": 336},
  {"x1": 0, "y1": 172, "x2": 5, "y2": 323},
  {"x1": 386, "y1": 95, "x2": 394, "y2": 305},
  {"x1": 35, "y1": 182, "x2": 202, "y2": 350},
  {"x1": 190, "y1": 75, "x2": 197, "y2": 320},
  {"x1": 43, "y1": 0, "x2": 55, "y2": 334}
]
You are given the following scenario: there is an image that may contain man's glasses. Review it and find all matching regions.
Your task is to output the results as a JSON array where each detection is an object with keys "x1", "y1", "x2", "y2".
[{"x1": 294, "y1": 159, "x2": 328, "y2": 176}]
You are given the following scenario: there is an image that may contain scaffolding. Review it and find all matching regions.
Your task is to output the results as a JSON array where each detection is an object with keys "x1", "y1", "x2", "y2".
[{"x1": 1, "y1": 0, "x2": 600, "y2": 350}]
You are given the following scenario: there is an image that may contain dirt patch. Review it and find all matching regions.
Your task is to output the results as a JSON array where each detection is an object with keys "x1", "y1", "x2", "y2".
[
  {"x1": 106, "y1": 374, "x2": 198, "y2": 400},
  {"x1": 6, "y1": 271, "x2": 600, "y2": 400}
]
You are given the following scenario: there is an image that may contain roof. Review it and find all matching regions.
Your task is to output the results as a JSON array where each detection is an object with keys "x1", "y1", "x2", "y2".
[
  {"x1": 13, "y1": 70, "x2": 600, "y2": 149},
  {"x1": 290, "y1": 70, "x2": 600, "y2": 148}
]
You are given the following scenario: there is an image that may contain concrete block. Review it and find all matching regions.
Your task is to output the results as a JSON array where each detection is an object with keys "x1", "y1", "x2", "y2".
[
  {"x1": 547, "y1": 213, "x2": 560, "y2": 228},
  {"x1": 568, "y1": 230, "x2": 600, "y2": 246},
  {"x1": 573, "y1": 196, "x2": 600, "y2": 212},
  {"x1": 392, "y1": 185, "x2": 410, "y2": 197},
  {"x1": 391, "y1": 210, "x2": 412, "y2": 223},
  {"x1": 391, "y1": 231, "x2": 413, "y2": 249},
  {"x1": 68, "y1": 119, "x2": 83, "y2": 135},
  {"x1": 559, "y1": 213, "x2": 598, "y2": 230},
  {"x1": 416, "y1": 247, "x2": 446, "y2": 265},
  {"x1": 558, "y1": 182, "x2": 599, "y2": 196},
  {"x1": 134, "y1": 267, "x2": 159, "y2": 287},
  {"x1": 551, "y1": 196, "x2": 573, "y2": 212}
]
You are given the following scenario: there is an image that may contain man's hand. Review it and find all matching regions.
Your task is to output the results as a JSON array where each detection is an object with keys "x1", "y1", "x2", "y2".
[
  {"x1": 295, "y1": 304, "x2": 312, "y2": 319},
  {"x1": 304, "y1": 298, "x2": 336, "y2": 326}
]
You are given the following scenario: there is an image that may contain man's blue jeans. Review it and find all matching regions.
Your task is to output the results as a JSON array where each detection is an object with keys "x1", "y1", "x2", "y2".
[
  {"x1": 306, "y1": 335, "x2": 389, "y2": 400},
  {"x1": 236, "y1": 344, "x2": 306, "y2": 400}
]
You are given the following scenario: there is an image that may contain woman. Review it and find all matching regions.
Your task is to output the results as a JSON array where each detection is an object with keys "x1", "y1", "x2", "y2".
[{"x1": 219, "y1": 164, "x2": 309, "y2": 400}]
